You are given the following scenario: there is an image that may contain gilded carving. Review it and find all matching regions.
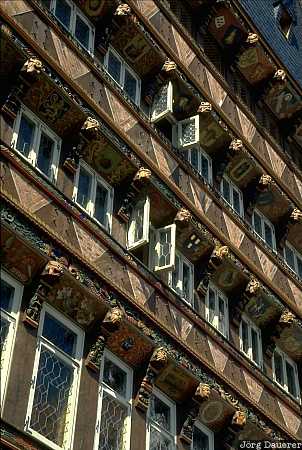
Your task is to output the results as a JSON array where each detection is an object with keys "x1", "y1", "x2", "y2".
[
  {"x1": 114, "y1": 3, "x2": 131, "y2": 16},
  {"x1": 229, "y1": 139, "x2": 243, "y2": 152},
  {"x1": 174, "y1": 208, "x2": 192, "y2": 223},
  {"x1": 273, "y1": 69, "x2": 286, "y2": 83},
  {"x1": 194, "y1": 383, "x2": 211, "y2": 402},
  {"x1": 21, "y1": 57, "x2": 43, "y2": 74},
  {"x1": 197, "y1": 102, "x2": 212, "y2": 113},
  {"x1": 42, "y1": 260, "x2": 65, "y2": 279},
  {"x1": 81, "y1": 116, "x2": 100, "y2": 135},
  {"x1": 245, "y1": 278, "x2": 260, "y2": 296},
  {"x1": 279, "y1": 309, "x2": 295, "y2": 325},
  {"x1": 232, "y1": 410, "x2": 247, "y2": 428},
  {"x1": 161, "y1": 59, "x2": 177, "y2": 73},
  {"x1": 258, "y1": 174, "x2": 273, "y2": 191},
  {"x1": 133, "y1": 167, "x2": 152, "y2": 183},
  {"x1": 290, "y1": 208, "x2": 302, "y2": 223},
  {"x1": 103, "y1": 307, "x2": 124, "y2": 331},
  {"x1": 246, "y1": 33, "x2": 259, "y2": 45}
]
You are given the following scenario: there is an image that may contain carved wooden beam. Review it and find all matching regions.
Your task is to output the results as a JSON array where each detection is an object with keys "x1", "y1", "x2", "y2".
[
  {"x1": 135, "y1": 347, "x2": 168, "y2": 412},
  {"x1": 180, "y1": 383, "x2": 211, "y2": 444},
  {"x1": 24, "y1": 260, "x2": 65, "y2": 327},
  {"x1": 86, "y1": 307, "x2": 123, "y2": 371},
  {"x1": 117, "y1": 167, "x2": 152, "y2": 222},
  {"x1": 197, "y1": 245, "x2": 229, "y2": 294}
]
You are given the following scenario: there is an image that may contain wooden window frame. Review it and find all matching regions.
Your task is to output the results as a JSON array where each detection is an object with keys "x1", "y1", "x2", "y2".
[
  {"x1": 220, "y1": 175, "x2": 244, "y2": 217},
  {"x1": 73, "y1": 160, "x2": 114, "y2": 233},
  {"x1": 151, "y1": 81, "x2": 174, "y2": 123},
  {"x1": 173, "y1": 115, "x2": 200, "y2": 149},
  {"x1": 25, "y1": 304, "x2": 84, "y2": 450},
  {"x1": 205, "y1": 283, "x2": 229, "y2": 339},
  {"x1": 0, "y1": 270, "x2": 23, "y2": 408},
  {"x1": 168, "y1": 251, "x2": 194, "y2": 306},
  {"x1": 12, "y1": 104, "x2": 61, "y2": 183},
  {"x1": 283, "y1": 241, "x2": 302, "y2": 279},
  {"x1": 105, "y1": 46, "x2": 141, "y2": 106},
  {"x1": 272, "y1": 347, "x2": 301, "y2": 403},
  {"x1": 239, "y1": 314, "x2": 263, "y2": 369},
  {"x1": 127, "y1": 196, "x2": 150, "y2": 250}
]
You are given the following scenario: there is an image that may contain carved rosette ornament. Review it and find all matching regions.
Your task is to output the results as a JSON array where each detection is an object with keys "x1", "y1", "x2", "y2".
[
  {"x1": 86, "y1": 307, "x2": 123, "y2": 371},
  {"x1": 180, "y1": 383, "x2": 211, "y2": 444},
  {"x1": 21, "y1": 57, "x2": 43, "y2": 75},
  {"x1": 24, "y1": 260, "x2": 65, "y2": 327},
  {"x1": 135, "y1": 347, "x2": 168, "y2": 412},
  {"x1": 197, "y1": 102, "x2": 212, "y2": 114}
]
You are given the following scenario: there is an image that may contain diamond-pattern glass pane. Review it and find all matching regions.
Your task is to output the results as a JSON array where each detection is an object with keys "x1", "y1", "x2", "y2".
[
  {"x1": 181, "y1": 119, "x2": 196, "y2": 145},
  {"x1": 30, "y1": 347, "x2": 74, "y2": 446},
  {"x1": 158, "y1": 230, "x2": 172, "y2": 267},
  {"x1": 149, "y1": 426, "x2": 173, "y2": 450},
  {"x1": 0, "y1": 316, "x2": 11, "y2": 369},
  {"x1": 42, "y1": 313, "x2": 76, "y2": 357},
  {"x1": 152, "y1": 84, "x2": 169, "y2": 118},
  {"x1": 98, "y1": 391, "x2": 128, "y2": 450}
]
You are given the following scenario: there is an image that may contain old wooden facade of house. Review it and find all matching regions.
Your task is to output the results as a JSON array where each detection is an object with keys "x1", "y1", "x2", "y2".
[{"x1": 0, "y1": 0, "x2": 302, "y2": 449}]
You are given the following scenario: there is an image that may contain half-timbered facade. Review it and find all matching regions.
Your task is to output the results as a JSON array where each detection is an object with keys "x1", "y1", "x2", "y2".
[{"x1": 0, "y1": 0, "x2": 301, "y2": 449}]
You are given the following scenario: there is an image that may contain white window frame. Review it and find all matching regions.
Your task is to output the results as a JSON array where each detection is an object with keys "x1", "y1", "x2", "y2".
[
  {"x1": 12, "y1": 104, "x2": 61, "y2": 183},
  {"x1": 205, "y1": 283, "x2": 229, "y2": 338},
  {"x1": 127, "y1": 196, "x2": 150, "y2": 250},
  {"x1": 146, "y1": 388, "x2": 176, "y2": 450},
  {"x1": 0, "y1": 270, "x2": 23, "y2": 408},
  {"x1": 283, "y1": 241, "x2": 302, "y2": 279},
  {"x1": 154, "y1": 224, "x2": 176, "y2": 272},
  {"x1": 239, "y1": 314, "x2": 263, "y2": 369},
  {"x1": 220, "y1": 175, "x2": 244, "y2": 217},
  {"x1": 185, "y1": 145, "x2": 212, "y2": 184},
  {"x1": 105, "y1": 46, "x2": 141, "y2": 106},
  {"x1": 173, "y1": 115, "x2": 200, "y2": 149},
  {"x1": 272, "y1": 347, "x2": 301, "y2": 403},
  {"x1": 168, "y1": 251, "x2": 194, "y2": 305},
  {"x1": 151, "y1": 81, "x2": 174, "y2": 123},
  {"x1": 49, "y1": 0, "x2": 95, "y2": 54},
  {"x1": 252, "y1": 208, "x2": 276, "y2": 251},
  {"x1": 191, "y1": 421, "x2": 214, "y2": 450},
  {"x1": 25, "y1": 303, "x2": 84, "y2": 450},
  {"x1": 73, "y1": 160, "x2": 114, "y2": 233},
  {"x1": 94, "y1": 349, "x2": 133, "y2": 450}
]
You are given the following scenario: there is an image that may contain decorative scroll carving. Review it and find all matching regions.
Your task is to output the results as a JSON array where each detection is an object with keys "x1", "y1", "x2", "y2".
[
  {"x1": 118, "y1": 168, "x2": 151, "y2": 222},
  {"x1": 135, "y1": 347, "x2": 168, "y2": 412},
  {"x1": 161, "y1": 59, "x2": 177, "y2": 77},
  {"x1": 180, "y1": 383, "x2": 211, "y2": 444},
  {"x1": 197, "y1": 245, "x2": 229, "y2": 293},
  {"x1": 21, "y1": 57, "x2": 43, "y2": 75},
  {"x1": 24, "y1": 260, "x2": 65, "y2": 327},
  {"x1": 81, "y1": 116, "x2": 100, "y2": 136},
  {"x1": 197, "y1": 102, "x2": 212, "y2": 113},
  {"x1": 174, "y1": 208, "x2": 192, "y2": 224},
  {"x1": 86, "y1": 307, "x2": 123, "y2": 371},
  {"x1": 114, "y1": 3, "x2": 131, "y2": 16}
]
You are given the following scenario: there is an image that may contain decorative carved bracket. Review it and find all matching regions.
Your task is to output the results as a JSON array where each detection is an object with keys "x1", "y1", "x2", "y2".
[
  {"x1": 215, "y1": 139, "x2": 244, "y2": 181},
  {"x1": 21, "y1": 57, "x2": 43, "y2": 75},
  {"x1": 86, "y1": 307, "x2": 123, "y2": 371},
  {"x1": 135, "y1": 347, "x2": 168, "y2": 412},
  {"x1": 233, "y1": 277, "x2": 261, "y2": 325},
  {"x1": 197, "y1": 102, "x2": 212, "y2": 114},
  {"x1": 223, "y1": 410, "x2": 247, "y2": 449},
  {"x1": 161, "y1": 59, "x2": 177, "y2": 78},
  {"x1": 117, "y1": 167, "x2": 152, "y2": 222},
  {"x1": 197, "y1": 245, "x2": 229, "y2": 294},
  {"x1": 246, "y1": 173, "x2": 274, "y2": 215},
  {"x1": 24, "y1": 260, "x2": 65, "y2": 327},
  {"x1": 264, "y1": 308, "x2": 298, "y2": 357},
  {"x1": 278, "y1": 208, "x2": 302, "y2": 248},
  {"x1": 180, "y1": 383, "x2": 211, "y2": 444}
]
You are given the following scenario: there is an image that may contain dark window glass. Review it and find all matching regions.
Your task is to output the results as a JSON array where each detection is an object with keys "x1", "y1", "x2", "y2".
[
  {"x1": 150, "y1": 395, "x2": 171, "y2": 432},
  {"x1": 16, "y1": 114, "x2": 35, "y2": 157},
  {"x1": 75, "y1": 14, "x2": 90, "y2": 50},
  {"x1": 108, "y1": 52, "x2": 122, "y2": 83},
  {"x1": 36, "y1": 132, "x2": 54, "y2": 177},
  {"x1": 42, "y1": 313, "x2": 77, "y2": 357},
  {"x1": 193, "y1": 426, "x2": 209, "y2": 450},
  {"x1": 124, "y1": 69, "x2": 137, "y2": 103},
  {"x1": 253, "y1": 211, "x2": 262, "y2": 237},
  {"x1": 190, "y1": 148, "x2": 199, "y2": 172},
  {"x1": 1, "y1": 279, "x2": 14, "y2": 312},
  {"x1": 94, "y1": 182, "x2": 108, "y2": 226},
  {"x1": 286, "y1": 361, "x2": 297, "y2": 397},
  {"x1": 251, "y1": 328, "x2": 260, "y2": 364},
  {"x1": 233, "y1": 189, "x2": 241, "y2": 215},
  {"x1": 77, "y1": 167, "x2": 92, "y2": 209},
  {"x1": 297, "y1": 256, "x2": 302, "y2": 278},
  {"x1": 200, "y1": 154, "x2": 209, "y2": 181},
  {"x1": 285, "y1": 245, "x2": 295, "y2": 270},
  {"x1": 222, "y1": 179, "x2": 231, "y2": 203},
  {"x1": 241, "y1": 319, "x2": 249, "y2": 354},
  {"x1": 274, "y1": 352, "x2": 284, "y2": 386},
  {"x1": 103, "y1": 358, "x2": 127, "y2": 397},
  {"x1": 54, "y1": 0, "x2": 72, "y2": 30},
  {"x1": 264, "y1": 222, "x2": 273, "y2": 248}
]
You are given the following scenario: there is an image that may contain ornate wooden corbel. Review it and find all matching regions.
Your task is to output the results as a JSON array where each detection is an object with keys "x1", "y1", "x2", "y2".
[
  {"x1": 174, "y1": 208, "x2": 192, "y2": 226},
  {"x1": 197, "y1": 102, "x2": 212, "y2": 114},
  {"x1": 246, "y1": 173, "x2": 274, "y2": 214},
  {"x1": 233, "y1": 277, "x2": 261, "y2": 325},
  {"x1": 81, "y1": 116, "x2": 101, "y2": 138},
  {"x1": 114, "y1": 3, "x2": 132, "y2": 16},
  {"x1": 180, "y1": 383, "x2": 211, "y2": 444},
  {"x1": 264, "y1": 308, "x2": 298, "y2": 357},
  {"x1": 161, "y1": 59, "x2": 177, "y2": 78},
  {"x1": 215, "y1": 139, "x2": 243, "y2": 181},
  {"x1": 273, "y1": 69, "x2": 287, "y2": 84},
  {"x1": 21, "y1": 57, "x2": 43, "y2": 75},
  {"x1": 135, "y1": 347, "x2": 168, "y2": 412},
  {"x1": 86, "y1": 307, "x2": 123, "y2": 371},
  {"x1": 279, "y1": 208, "x2": 302, "y2": 248},
  {"x1": 245, "y1": 32, "x2": 259, "y2": 45},
  {"x1": 24, "y1": 260, "x2": 65, "y2": 327},
  {"x1": 223, "y1": 410, "x2": 247, "y2": 449},
  {"x1": 117, "y1": 167, "x2": 151, "y2": 222},
  {"x1": 197, "y1": 245, "x2": 229, "y2": 293}
]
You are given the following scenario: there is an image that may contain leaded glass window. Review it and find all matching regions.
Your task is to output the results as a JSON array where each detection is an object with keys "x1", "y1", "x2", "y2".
[
  {"x1": 206, "y1": 284, "x2": 229, "y2": 338},
  {"x1": 105, "y1": 48, "x2": 141, "y2": 106},
  {"x1": 252, "y1": 209, "x2": 276, "y2": 251},
  {"x1": 174, "y1": 115, "x2": 199, "y2": 148},
  {"x1": 147, "y1": 390, "x2": 176, "y2": 450},
  {"x1": 0, "y1": 271, "x2": 23, "y2": 407},
  {"x1": 191, "y1": 422, "x2": 214, "y2": 450},
  {"x1": 128, "y1": 197, "x2": 150, "y2": 250},
  {"x1": 25, "y1": 305, "x2": 83, "y2": 449},
  {"x1": 94, "y1": 351, "x2": 132, "y2": 450},
  {"x1": 12, "y1": 105, "x2": 61, "y2": 182},
  {"x1": 284, "y1": 242, "x2": 302, "y2": 279},
  {"x1": 74, "y1": 161, "x2": 113, "y2": 232},
  {"x1": 154, "y1": 224, "x2": 176, "y2": 272},
  {"x1": 273, "y1": 348, "x2": 300, "y2": 401},
  {"x1": 168, "y1": 252, "x2": 194, "y2": 305},
  {"x1": 239, "y1": 315, "x2": 262, "y2": 368},
  {"x1": 151, "y1": 82, "x2": 173, "y2": 123},
  {"x1": 220, "y1": 176, "x2": 243, "y2": 217}
]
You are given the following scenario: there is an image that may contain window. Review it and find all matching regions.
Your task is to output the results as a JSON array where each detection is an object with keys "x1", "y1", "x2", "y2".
[
  {"x1": 273, "y1": 347, "x2": 300, "y2": 402},
  {"x1": 184, "y1": 146, "x2": 212, "y2": 184},
  {"x1": 283, "y1": 241, "x2": 302, "y2": 279},
  {"x1": 94, "y1": 350, "x2": 132, "y2": 450},
  {"x1": 168, "y1": 252, "x2": 194, "y2": 305},
  {"x1": 127, "y1": 197, "x2": 176, "y2": 272},
  {"x1": 146, "y1": 389, "x2": 176, "y2": 450},
  {"x1": 0, "y1": 270, "x2": 23, "y2": 407},
  {"x1": 105, "y1": 47, "x2": 141, "y2": 105},
  {"x1": 205, "y1": 284, "x2": 229, "y2": 338},
  {"x1": 151, "y1": 81, "x2": 175, "y2": 123},
  {"x1": 46, "y1": 0, "x2": 95, "y2": 54},
  {"x1": 220, "y1": 176, "x2": 244, "y2": 217},
  {"x1": 239, "y1": 315, "x2": 263, "y2": 368},
  {"x1": 191, "y1": 422, "x2": 214, "y2": 450},
  {"x1": 173, "y1": 115, "x2": 200, "y2": 149},
  {"x1": 73, "y1": 161, "x2": 114, "y2": 232},
  {"x1": 25, "y1": 305, "x2": 84, "y2": 449},
  {"x1": 12, "y1": 105, "x2": 61, "y2": 182},
  {"x1": 252, "y1": 209, "x2": 276, "y2": 251}
]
